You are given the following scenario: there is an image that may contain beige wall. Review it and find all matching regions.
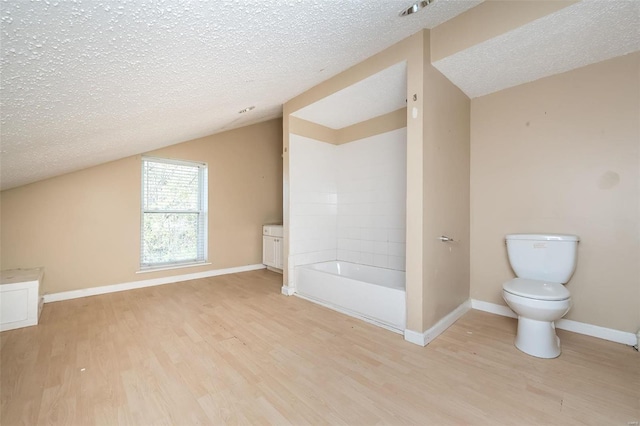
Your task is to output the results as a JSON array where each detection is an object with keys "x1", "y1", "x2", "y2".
[
  {"x1": 289, "y1": 108, "x2": 407, "y2": 145},
  {"x1": 337, "y1": 108, "x2": 407, "y2": 144},
  {"x1": 289, "y1": 116, "x2": 338, "y2": 144},
  {"x1": 470, "y1": 53, "x2": 640, "y2": 333},
  {"x1": 421, "y1": 30, "x2": 471, "y2": 330},
  {"x1": 1, "y1": 119, "x2": 283, "y2": 294}
]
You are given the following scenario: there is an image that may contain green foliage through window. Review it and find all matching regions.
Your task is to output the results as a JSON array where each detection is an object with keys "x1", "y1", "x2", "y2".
[{"x1": 141, "y1": 157, "x2": 207, "y2": 268}]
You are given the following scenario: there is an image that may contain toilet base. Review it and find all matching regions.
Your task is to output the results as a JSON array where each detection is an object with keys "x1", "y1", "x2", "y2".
[{"x1": 515, "y1": 317, "x2": 561, "y2": 359}]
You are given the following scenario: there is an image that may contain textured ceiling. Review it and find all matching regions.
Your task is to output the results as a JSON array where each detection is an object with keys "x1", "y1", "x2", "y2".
[
  {"x1": 432, "y1": 0, "x2": 640, "y2": 98},
  {"x1": 0, "y1": 0, "x2": 480, "y2": 190},
  {"x1": 3, "y1": 0, "x2": 638, "y2": 191},
  {"x1": 291, "y1": 61, "x2": 408, "y2": 129}
]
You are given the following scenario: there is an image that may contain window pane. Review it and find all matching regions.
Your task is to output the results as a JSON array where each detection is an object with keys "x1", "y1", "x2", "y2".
[
  {"x1": 143, "y1": 161, "x2": 199, "y2": 211},
  {"x1": 141, "y1": 157, "x2": 207, "y2": 269},
  {"x1": 142, "y1": 212, "x2": 199, "y2": 265}
]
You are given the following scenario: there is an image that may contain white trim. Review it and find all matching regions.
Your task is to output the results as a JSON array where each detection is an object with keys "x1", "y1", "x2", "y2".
[
  {"x1": 294, "y1": 293, "x2": 403, "y2": 334},
  {"x1": 281, "y1": 285, "x2": 295, "y2": 296},
  {"x1": 43, "y1": 264, "x2": 265, "y2": 303},
  {"x1": 142, "y1": 155, "x2": 207, "y2": 168},
  {"x1": 136, "y1": 262, "x2": 212, "y2": 274},
  {"x1": 403, "y1": 299, "x2": 471, "y2": 346},
  {"x1": 403, "y1": 329, "x2": 426, "y2": 346},
  {"x1": 266, "y1": 266, "x2": 283, "y2": 274},
  {"x1": 556, "y1": 318, "x2": 637, "y2": 346},
  {"x1": 140, "y1": 156, "x2": 208, "y2": 269},
  {"x1": 471, "y1": 299, "x2": 638, "y2": 346},
  {"x1": 471, "y1": 299, "x2": 516, "y2": 318}
]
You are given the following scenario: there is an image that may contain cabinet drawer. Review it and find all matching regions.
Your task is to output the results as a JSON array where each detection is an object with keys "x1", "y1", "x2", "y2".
[{"x1": 263, "y1": 225, "x2": 283, "y2": 237}]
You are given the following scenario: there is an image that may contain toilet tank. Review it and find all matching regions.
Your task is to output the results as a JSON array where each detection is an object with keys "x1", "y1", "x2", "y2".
[{"x1": 506, "y1": 234, "x2": 579, "y2": 283}]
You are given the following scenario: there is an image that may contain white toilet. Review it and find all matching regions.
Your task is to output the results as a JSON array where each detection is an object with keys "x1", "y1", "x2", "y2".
[{"x1": 502, "y1": 233, "x2": 579, "y2": 359}]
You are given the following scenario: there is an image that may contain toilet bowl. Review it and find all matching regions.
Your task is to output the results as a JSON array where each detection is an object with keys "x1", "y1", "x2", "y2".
[
  {"x1": 502, "y1": 234, "x2": 579, "y2": 359},
  {"x1": 503, "y1": 279, "x2": 571, "y2": 358}
]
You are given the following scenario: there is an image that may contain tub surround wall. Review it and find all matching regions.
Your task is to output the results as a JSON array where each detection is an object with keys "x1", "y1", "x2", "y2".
[
  {"x1": 337, "y1": 128, "x2": 407, "y2": 270},
  {"x1": 289, "y1": 135, "x2": 338, "y2": 267},
  {"x1": 289, "y1": 128, "x2": 407, "y2": 271}
]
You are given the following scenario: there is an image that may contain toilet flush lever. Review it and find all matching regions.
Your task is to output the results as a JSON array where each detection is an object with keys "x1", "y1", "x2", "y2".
[{"x1": 438, "y1": 235, "x2": 454, "y2": 242}]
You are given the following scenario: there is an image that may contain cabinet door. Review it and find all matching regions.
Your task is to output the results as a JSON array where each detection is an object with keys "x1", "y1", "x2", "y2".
[
  {"x1": 263, "y1": 236, "x2": 276, "y2": 267},
  {"x1": 274, "y1": 238, "x2": 283, "y2": 269}
]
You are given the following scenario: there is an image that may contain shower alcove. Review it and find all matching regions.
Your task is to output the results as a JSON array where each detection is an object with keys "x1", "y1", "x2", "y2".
[
  {"x1": 285, "y1": 62, "x2": 409, "y2": 332},
  {"x1": 282, "y1": 30, "x2": 471, "y2": 346}
]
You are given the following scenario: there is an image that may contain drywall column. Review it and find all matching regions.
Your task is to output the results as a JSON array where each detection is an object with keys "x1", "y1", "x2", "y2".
[
  {"x1": 281, "y1": 111, "x2": 292, "y2": 294},
  {"x1": 421, "y1": 30, "x2": 471, "y2": 332},
  {"x1": 403, "y1": 34, "x2": 426, "y2": 335}
]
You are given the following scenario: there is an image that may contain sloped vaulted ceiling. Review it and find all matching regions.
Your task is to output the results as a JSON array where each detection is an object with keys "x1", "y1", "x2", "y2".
[{"x1": 0, "y1": 0, "x2": 479, "y2": 190}]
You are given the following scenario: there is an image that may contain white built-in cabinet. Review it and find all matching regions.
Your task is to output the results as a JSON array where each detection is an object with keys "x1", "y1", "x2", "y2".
[
  {"x1": 0, "y1": 268, "x2": 44, "y2": 332},
  {"x1": 263, "y1": 225, "x2": 284, "y2": 272}
]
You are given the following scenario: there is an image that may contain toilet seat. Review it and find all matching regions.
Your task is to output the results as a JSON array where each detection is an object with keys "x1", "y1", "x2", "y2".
[{"x1": 503, "y1": 278, "x2": 570, "y2": 301}]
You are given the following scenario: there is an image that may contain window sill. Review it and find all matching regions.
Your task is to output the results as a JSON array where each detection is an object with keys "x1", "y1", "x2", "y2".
[{"x1": 136, "y1": 262, "x2": 211, "y2": 274}]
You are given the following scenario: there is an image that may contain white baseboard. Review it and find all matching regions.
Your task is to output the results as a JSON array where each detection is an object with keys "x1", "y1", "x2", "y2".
[
  {"x1": 556, "y1": 318, "x2": 637, "y2": 346},
  {"x1": 281, "y1": 285, "x2": 295, "y2": 296},
  {"x1": 471, "y1": 299, "x2": 638, "y2": 346},
  {"x1": 403, "y1": 329, "x2": 427, "y2": 346},
  {"x1": 471, "y1": 299, "x2": 516, "y2": 318},
  {"x1": 404, "y1": 299, "x2": 471, "y2": 346},
  {"x1": 43, "y1": 264, "x2": 266, "y2": 303}
]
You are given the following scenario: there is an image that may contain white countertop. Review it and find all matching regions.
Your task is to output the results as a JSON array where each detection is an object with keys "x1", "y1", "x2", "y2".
[{"x1": 1, "y1": 268, "x2": 44, "y2": 285}]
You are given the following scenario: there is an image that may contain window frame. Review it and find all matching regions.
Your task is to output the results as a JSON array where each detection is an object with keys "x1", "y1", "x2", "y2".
[{"x1": 140, "y1": 156, "x2": 208, "y2": 271}]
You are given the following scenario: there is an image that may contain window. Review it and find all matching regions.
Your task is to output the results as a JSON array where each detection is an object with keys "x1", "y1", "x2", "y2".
[{"x1": 141, "y1": 156, "x2": 207, "y2": 269}]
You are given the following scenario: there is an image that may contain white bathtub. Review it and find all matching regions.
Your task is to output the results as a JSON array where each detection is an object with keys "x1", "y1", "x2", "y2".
[{"x1": 294, "y1": 261, "x2": 406, "y2": 332}]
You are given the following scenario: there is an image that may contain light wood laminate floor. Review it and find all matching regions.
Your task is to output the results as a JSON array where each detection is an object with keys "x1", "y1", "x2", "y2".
[{"x1": 1, "y1": 269, "x2": 638, "y2": 425}]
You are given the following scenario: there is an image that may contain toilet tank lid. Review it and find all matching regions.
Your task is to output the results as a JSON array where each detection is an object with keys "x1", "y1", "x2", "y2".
[{"x1": 506, "y1": 234, "x2": 579, "y2": 242}]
